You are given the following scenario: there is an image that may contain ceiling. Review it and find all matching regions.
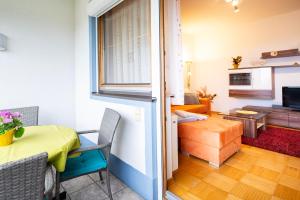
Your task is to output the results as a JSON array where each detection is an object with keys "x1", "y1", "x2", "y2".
[{"x1": 181, "y1": 0, "x2": 300, "y2": 28}]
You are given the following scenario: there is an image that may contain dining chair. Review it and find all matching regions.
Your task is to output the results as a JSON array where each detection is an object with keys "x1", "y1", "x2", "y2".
[
  {"x1": 0, "y1": 152, "x2": 55, "y2": 200},
  {"x1": 0, "y1": 106, "x2": 39, "y2": 126},
  {"x1": 56, "y1": 108, "x2": 121, "y2": 200}
]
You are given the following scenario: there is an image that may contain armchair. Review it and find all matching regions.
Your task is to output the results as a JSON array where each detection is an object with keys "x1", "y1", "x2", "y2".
[
  {"x1": 56, "y1": 108, "x2": 121, "y2": 200},
  {"x1": 0, "y1": 152, "x2": 55, "y2": 200}
]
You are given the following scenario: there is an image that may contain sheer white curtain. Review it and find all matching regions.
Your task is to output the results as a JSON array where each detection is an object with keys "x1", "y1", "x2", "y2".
[
  {"x1": 103, "y1": 0, "x2": 151, "y2": 85},
  {"x1": 164, "y1": 0, "x2": 184, "y2": 104}
]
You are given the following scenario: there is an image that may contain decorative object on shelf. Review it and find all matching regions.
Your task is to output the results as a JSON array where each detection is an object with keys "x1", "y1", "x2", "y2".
[
  {"x1": 0, "y1": 33, "x2": 7, "y2": 51},
  {"x1": 270, "y1": 51, "x2": 278, "y2": 57},
  {"x1": 0, "y1": 111, "x2": 25, "y2": 146},
  {"x1": 235, "y1": 110, "x2": 258, "y2": 115},
  {"x1": 232, "y1": 56, "x2": 242, "y2": 69},
  {"x1": 197, "y1": 86, "x2": 217, "y2": 102},
  {"x1": 261, "y1": 48, "x2": 300, "y2": 59},
  {"x1": 185, "y1": 61, "x2": 192, "y2": 91},
  {"x1": 250, "y1": 59, "x2": 267, "y2": 67},
  {"x1": 225, "y1": 0, "x2": 240, "y2": 13}
]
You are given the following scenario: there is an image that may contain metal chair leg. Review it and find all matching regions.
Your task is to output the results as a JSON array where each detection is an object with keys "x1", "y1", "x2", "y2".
[
  {"x1": 46, "y1": 193, "x2": 52, "y2": 200},
  {"x1": 106, "y1": 168, "x2": 113, "y2": 200},
  {"x1": 99, "y1": 170, "x2": 104, "y2": 184},
  {"x1": 55, "y1": 172, "x2": 60, "y2": 200}
]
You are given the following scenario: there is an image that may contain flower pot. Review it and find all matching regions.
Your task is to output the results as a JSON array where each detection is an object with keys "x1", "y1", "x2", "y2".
[
  {"x1": 199, "y1": 97, "x2": 210, "y2": 105},
  {"x1": 0, "y1": 129, "x2": 15, "y2": 146},
  {"x1": 199, "y1": 97, "x2": 212, "y2": 115},
  {"x1": 233, "y1": 63, "x2": 239, "y2": 69}
]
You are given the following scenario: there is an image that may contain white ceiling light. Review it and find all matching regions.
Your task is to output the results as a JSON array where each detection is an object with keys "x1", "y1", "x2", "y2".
[
  {"x1": 0, "y1": 33, "x2": 7, "y2": 51},
  {"x1": 225, "y1": 0, "x2": 240, "y2": 13},
  {"x1": 232, "y1": 0, "x2": 239, "y2": 6}
]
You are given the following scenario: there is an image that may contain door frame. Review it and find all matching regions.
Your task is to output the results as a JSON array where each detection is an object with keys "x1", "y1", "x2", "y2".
[{"x1": 159, "y1": 0, "x2": 168, "y2": 197}]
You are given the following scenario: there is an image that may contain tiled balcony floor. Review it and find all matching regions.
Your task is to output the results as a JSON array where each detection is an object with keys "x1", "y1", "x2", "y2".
[{"x1": 61, "y1": 172, "x2": 144, "y2": 200}]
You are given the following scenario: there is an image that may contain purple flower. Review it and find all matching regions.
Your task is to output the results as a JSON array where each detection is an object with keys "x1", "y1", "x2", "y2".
[
  {"x1": 0, "y1": 111, "x2": 24, "y2": 137},
  {"x1": 0, "y1": 111, "x2": 10, "y2": 117},
  {"x1": 3, "y1": 117, "x2": 13, "y2": 124},
  {"x1": 12, "y1": 112, "x2": 22, "y2": 118},
  {"x1": 0, "y1": 111, "x2": 22, "y2": 125},
  {"x1": 0, "y1": 111, "x2": 22, "y2": 119}
]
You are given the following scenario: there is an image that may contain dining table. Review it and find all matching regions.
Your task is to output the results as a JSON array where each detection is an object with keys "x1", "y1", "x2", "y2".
[{"x1": 0, "y1": 125, "x2": 80, "y2": 172}]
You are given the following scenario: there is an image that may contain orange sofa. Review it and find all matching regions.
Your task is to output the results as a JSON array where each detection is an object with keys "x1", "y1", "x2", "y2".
[
  {"x1": 171, "y1": 98, "x2": 211, "y2": 115},
  {"x1": 178, "y1": 117, "x2": 243, "y2": 167}
]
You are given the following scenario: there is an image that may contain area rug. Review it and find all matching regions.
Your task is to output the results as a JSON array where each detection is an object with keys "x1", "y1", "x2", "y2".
[{"x1": 242, "y1": 126, "x2": 300, "y2": 157}]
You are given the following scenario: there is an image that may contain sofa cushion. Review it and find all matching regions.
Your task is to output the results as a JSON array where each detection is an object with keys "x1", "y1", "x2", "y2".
[
  {"x1": 171, "y1": 105, "x2": 209, "y2": 114},
  {"x1": 175, "y1": 110, "x2": 208, "y2": 121},
  {"x1": 184, "y1": 93, "x2": 200, "y2": 105}
]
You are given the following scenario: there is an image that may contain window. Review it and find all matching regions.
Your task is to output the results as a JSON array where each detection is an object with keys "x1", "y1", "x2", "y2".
[{"x1": 97, "y1": 0, "x2": 151, "y2": 94}]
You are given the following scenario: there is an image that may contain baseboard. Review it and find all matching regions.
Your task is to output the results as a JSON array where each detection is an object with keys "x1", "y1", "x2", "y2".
[{"x1": 110, "y1": 154, "x2": 157, "y2": 200}]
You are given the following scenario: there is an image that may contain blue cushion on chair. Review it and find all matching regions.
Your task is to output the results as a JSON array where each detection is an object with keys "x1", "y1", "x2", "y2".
[{"x1": 60, "y1": 136, "x2": 107, "y2": 182}]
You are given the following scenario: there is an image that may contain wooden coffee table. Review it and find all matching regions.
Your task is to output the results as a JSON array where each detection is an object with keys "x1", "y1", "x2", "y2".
[{"x1": 223, "y1": 109, "x2": 267, "y2": 138}]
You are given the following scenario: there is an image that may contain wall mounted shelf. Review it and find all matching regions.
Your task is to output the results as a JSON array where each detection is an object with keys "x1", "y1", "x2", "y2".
[
  {"x1": 229, "y1": 90, "x2": 274, "y2": 99},
  {"x1": 228, "y1": 63, "x2": 300, "y2": 70},
  {"x1": 261, "y1": 48, "x2": 300, "y2": 59}
]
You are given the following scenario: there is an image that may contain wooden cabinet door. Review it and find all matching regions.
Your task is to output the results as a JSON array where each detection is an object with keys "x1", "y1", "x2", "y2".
[
  {"x1": 267, "y1": 112, "x2": 289, "y2": 127},
  {"x1": 289, "y1": 112, "x2": 300, "y2": 129}
]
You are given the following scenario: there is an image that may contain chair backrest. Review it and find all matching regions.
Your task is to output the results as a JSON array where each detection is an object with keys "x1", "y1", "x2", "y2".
[
  {"x1": 0, "y1": 106, "x2": 39, "y2": 126},
  {"x1": 0, "y1": 152, "x2": 48, "y2": 200},
  {"x1": 98, "y1": 108, "x2": 121, "y2": 150}
]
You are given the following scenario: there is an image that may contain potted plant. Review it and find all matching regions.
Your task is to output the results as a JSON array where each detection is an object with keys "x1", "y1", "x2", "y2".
[
  {"x1": 0, "y1": 111, "x2": 25, "y2": 146},
  {"x1": 196, "y1": 86, "x2": 217, "y2": 115},
  {"x1": 197, "y1": 86, "x2": 217, "y2": 102},
  {"x1": 232, "y1": 56, "x2": 242, "y2": 69}
]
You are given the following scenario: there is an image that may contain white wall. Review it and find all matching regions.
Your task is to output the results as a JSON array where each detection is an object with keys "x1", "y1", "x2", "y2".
[
  {"x1": 0, "y1": 0, "x2": 75, "y2": 127},
  {"x1": 182, "y1": 9, "x2": 300, "y2": 112}
]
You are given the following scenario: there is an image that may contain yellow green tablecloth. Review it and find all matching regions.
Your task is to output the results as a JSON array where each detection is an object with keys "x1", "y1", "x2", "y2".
[{"x1": 0, "y1": 125, "x2": 80, "y2": 172}]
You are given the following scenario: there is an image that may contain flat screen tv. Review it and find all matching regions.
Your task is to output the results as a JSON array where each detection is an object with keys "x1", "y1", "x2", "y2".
[{"x1": 283, "y1": 87, "x2": 300, "y2": 110}]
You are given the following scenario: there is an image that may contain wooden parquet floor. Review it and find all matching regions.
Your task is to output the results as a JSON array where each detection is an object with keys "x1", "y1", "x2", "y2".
[{"x1": 168, "y1": 145, "x2": 300, "y2": 200}]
